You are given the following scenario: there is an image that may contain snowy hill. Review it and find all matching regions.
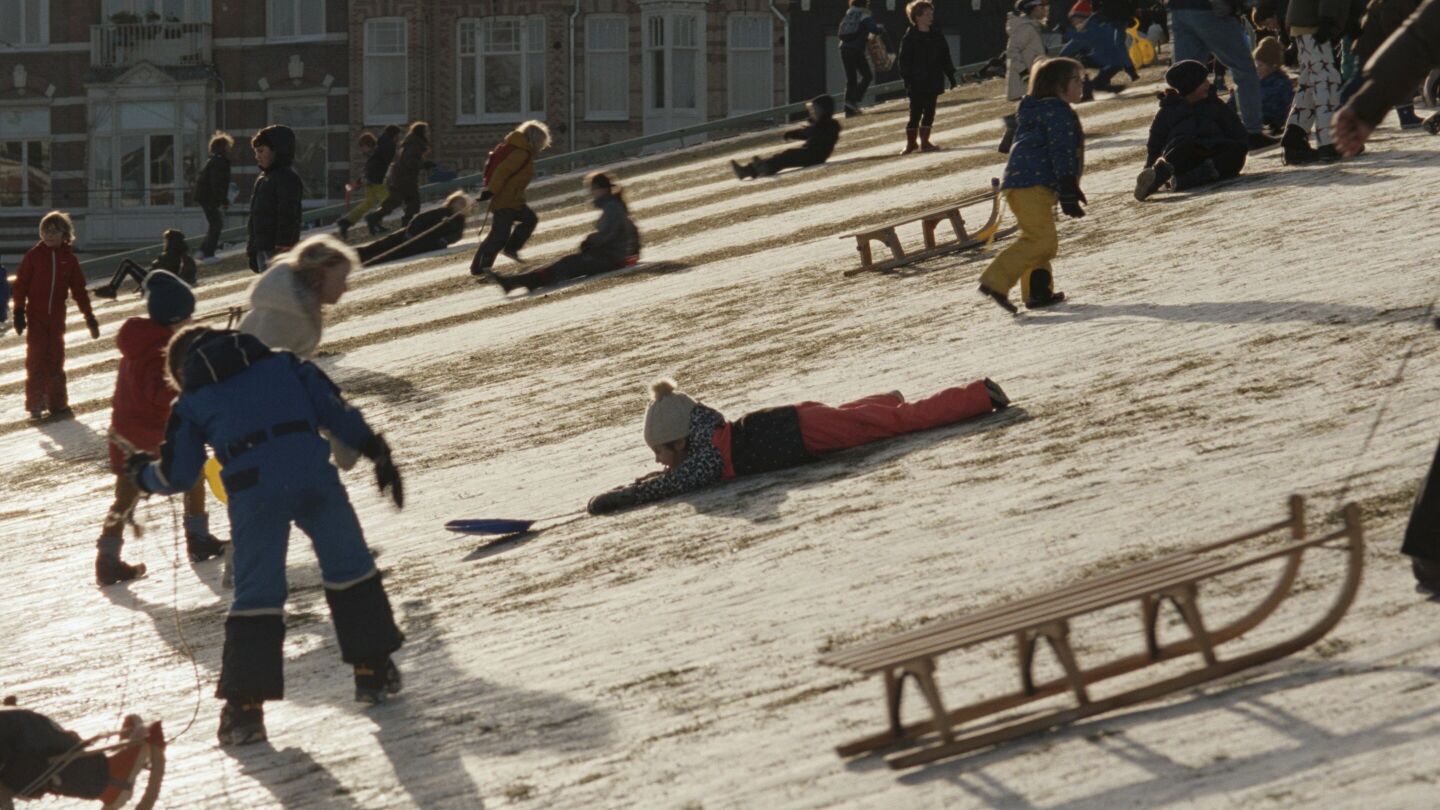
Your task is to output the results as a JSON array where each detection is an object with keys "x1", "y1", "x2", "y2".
[{"x1": 2, "y1": 67, "x2": 1439, "y2": 809}]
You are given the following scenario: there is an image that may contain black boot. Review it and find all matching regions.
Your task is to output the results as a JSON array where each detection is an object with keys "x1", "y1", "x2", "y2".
[
  {"x1": 1424, "y1": 112, "x2": 1440, "y2": 135},
  {"x1": 92, "y1": 284, "x2": 119, "y2": 301},
  {"x1": 1171, "y1": 159, "x2": 1221, "y2": 191},
  {"x1": 978, "y1": 283, "x2": 1018, "y2": 315},
  {"x1": 984, "y1": 378, "x2": 1010, "y2": 410},
  {"x1": 997, "y1": 114, "x2": 1017, "y2": 154},
  {"x1": 364, "y1": 211, "x2": 385, "y2": 235},
  {"x1": 96, "y1": 553, "x2": 146, "y2": 587},
  {"x1": 217, "y1": 701, "x2": 267, "y2": 746},
  {"x1": 1023, "y1": 268, "x2": 1066, "y2": 309},
  {"x1": 1281, "y1": 124, "x2": 1318, "y2": 165},
  {"x1": 1414, "y1": 558, "x2": 1440, "y2": 595},
  {"x1": 187, "y1": 533, "x2": 228, "y2": 563},
  {"x1": 335, "y1": 218, "x2": 351, "y2": 240},
  {"x1": 1134, "y1": 159, "x2": 1174, "y2": 201},
  {"x1": 354, "y1": 658, "x2": 403, "y2": 705}
]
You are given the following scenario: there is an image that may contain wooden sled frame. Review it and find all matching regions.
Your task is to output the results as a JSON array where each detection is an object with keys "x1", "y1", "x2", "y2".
[
  {"x1": 0, "y1": 716, "x2": 164, "y2": 810},
  {"x1": 840, "y1": 178, "x2": 1018, "y2": 277},
  {"x1": 819, "y1": 496, "x2": 1364, "y2": 769}
]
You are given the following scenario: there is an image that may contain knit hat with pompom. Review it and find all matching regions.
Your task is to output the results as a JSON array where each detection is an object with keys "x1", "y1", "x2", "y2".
[{"x1": 643, "y1": 378, "x2": 698, "y2": 449}]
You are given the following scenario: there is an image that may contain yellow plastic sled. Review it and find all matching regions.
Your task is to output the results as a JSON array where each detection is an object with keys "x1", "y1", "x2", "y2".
[
  {"x1": 204, "y1": 457, "x2": 228, "y2": 505},
  {"x1": 1128, "y1": 23, "x2": 1157, "y2": 69}
]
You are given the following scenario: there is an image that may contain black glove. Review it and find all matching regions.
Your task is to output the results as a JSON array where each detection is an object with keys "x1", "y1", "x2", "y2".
[
  {"x1": 947, "y1": 72, "x2": 958, "y2": 89},
  {"x1": 1315, "y1": 17, "x2": 1336, "y2": 45},
  {"x1": 587, "y1": 488, "x2": 637, "y2": 516},
  {"x1": 12, "y1": 308, "x2": 23, "y2": 336},
  {"x1": 85, "y1": 314, "x2": 100, "y2": 340},
  {"x1": 360, "y1": 434, "x2": 404, "y2": 508},
  {"x1": 123, "y1": 451, "x2": 156, "y2": 490},
  {"x1": 1058, "y1": 176, "x2": 1087, "y2": 219},
  {"x1": 479, "y1": 189, "x2": 494, "y2": 201}
]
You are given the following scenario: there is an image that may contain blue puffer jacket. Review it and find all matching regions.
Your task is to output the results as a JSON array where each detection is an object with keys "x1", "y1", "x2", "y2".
[
  {"x1": 1060, "y1": 19, "x2": 1134, "y2": 70},
  {"x1": 137, "y1": 330, "x2": 375, "y2": 498},
  {"x1": 1146, "y1": 88, "x2": 1249, "y2": 166},
  {"x1": 1002, "y1": 96, "x2": 1086, "y2": 192}
]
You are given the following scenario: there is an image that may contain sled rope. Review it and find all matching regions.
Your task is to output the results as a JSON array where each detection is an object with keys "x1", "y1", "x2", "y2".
[
  {"x1": 164, "y1": 494, "x2": 205, "y2": 744},
  {"x1": 361, "y1": 207, "x2": 473, "y2": 268}
]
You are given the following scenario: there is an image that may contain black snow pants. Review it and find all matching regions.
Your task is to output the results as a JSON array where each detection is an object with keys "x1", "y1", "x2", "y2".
[
  {"x1": 471, "y1": 206, "x2": 539, "y2": 272},
  {"x1": 201, "y1": 204, "x2": 225, "y2": 258},
  {"x1": 357, "y1": 231, "x2": 447, "y2": 267},
  {"x1": 1402, "y1": 439, "x2": 1440, "y2": 563},
  {"x1": 505, "y1": 252, "x2": 619, "y2": 292},
  {"x1": 842, "y1": 48, "x2": 873, "y2": 109},
  {"x1": 1164, "y1": 141, "x2": 1248, "y2": 183},
  {"x1": 756, "y1": 148, "x2": 823, "y2": 177}
]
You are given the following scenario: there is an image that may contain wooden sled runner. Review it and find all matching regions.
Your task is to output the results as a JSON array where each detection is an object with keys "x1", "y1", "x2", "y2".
[
  {"x1": 1, "y1": 715, "x2": 164, "y2": 810},
  {"x1": 819, "y1": 496, "x2": 1364, "y2": 769},
  {"x1": 840, "y1": 178, "x2": 1017, "y2": 276}
]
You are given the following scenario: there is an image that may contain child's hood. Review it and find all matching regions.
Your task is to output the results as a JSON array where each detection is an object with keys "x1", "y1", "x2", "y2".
[
  {"x1": 502, "y1": 129, "x2": 533, "y2": 155},
  {"x1": 246, "y1": 262, "x2": 312, "y2": 321},
  {"x1": 117, "y1": 317, "x2": 174, "y2": 359},
  {"x1": 176, "y1": 329, "x2": 274, "y2": 392},
  {"x1": 1016, "y1": 95, "x2": 1073, "y2": 124}
]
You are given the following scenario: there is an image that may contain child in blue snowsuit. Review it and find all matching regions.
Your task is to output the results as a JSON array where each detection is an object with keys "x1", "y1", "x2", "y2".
[
  {"x1": 1061, "y1": 1, "x2": 1138, "y2": 95},
  {"x1": 128, "y1": 327, "x2": 405, "y2": 747}
]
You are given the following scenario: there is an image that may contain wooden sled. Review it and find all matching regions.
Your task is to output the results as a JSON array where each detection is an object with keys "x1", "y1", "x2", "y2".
[
  {"x1": 840, "y1": 179, "x2": 1017, "y2": 276},
  {"x1": 818, "y1": 496, "x2": 1364, "y2": 769}
]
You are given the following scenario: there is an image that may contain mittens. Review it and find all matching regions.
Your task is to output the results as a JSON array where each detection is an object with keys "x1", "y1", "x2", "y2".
[{"x1": 587, "y1": 489, "x2": 638, "y2": 516}]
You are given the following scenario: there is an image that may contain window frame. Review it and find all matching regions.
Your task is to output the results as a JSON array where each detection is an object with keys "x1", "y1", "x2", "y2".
[
  {"x1": 643, "y1": 11, "x2": 703, "y2": 114},
  {"x1": 103, "y1": 0, "x2": 211, "y2": 23},
  {"x1": 456, "y1": 16, "x2": 548, "y2": 125},
  {"x1": 584, "y1": 14, "x2": 629, "y2": 122},
  {"x1": 88, "y1": 98, "x2": 204, "y2": 209},
  {"x1": 363, "y1": 17, "x2": 408, "y2": 125},
  {"x1": 266, "y1": 0, "x2": 325, "y2": 41},
  {"x1": 726, "y1": 13, "x2": 774, "y2": 115},
  {"x1": 0, "y1": 0, "x2": 49, "y2": 47},
  {"x1": 0, "y1": 139, "x2": 50, "y2": 209}
]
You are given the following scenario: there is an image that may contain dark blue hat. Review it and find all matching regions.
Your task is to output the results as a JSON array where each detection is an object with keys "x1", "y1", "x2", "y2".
[
  {"x1": 1165, "y1": 60, "x2": 1210, "y2": 96},
  {"x1": 143, "y1": 269, "x2": 195, "y2": 326}
]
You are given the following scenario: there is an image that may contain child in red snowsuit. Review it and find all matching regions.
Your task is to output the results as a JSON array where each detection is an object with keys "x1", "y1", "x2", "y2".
[
  {"x1": 12, "y1": 212, "x2": 99, "y2": 421},
  {"x1": 96, "y1": 270, "x2": 227, "y2": 587},
  {"x1": 587, "y1": 377, "x2": 1010, "y2": 514}
]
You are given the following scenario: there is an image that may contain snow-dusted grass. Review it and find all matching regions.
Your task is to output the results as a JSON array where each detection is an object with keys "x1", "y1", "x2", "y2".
[{"x1": 2, "y1": 68, "x2": 1438, "y2": 809}]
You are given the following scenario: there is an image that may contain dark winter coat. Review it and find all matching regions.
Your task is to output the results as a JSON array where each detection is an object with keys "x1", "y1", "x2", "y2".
[
  {"x1": 1002, "y1": 96, "x2": 1086, "y2": 192},
  {"x1": 247, "y1": 125, "x2": 304, "y2": 257},
  {"x1": 1287, "y1": 0, "x2": 1352, "y2": 29},
  {"x1": 402, "y1": 205, "x2": 467, "y2": 247},
  {"x1": 579, "y1": 194, "x2": 642, "y2": 267},
  {"x1": 1356, "y1": 0, "x2": 1423, "y2": 61},
  {"x1": 13, "y1": 242, "x2": 94, "y2": 330},
  {"x1": 194, "y1": 150, "x2": 232, "y2": 208},
  {"x1": 0, "y1": 708, "x2": 93, "y2": 796},
  {"x1": 898, "y1": 26, "x2": 957, "y2": 96},
  {"x1": 151, "y1": 244, "x2": 198, "y2": 286},
  {"x1": 364, "y1": 129, "x2": 399, "y2": 185},
  {"x1": 781, "y1": 102, "x2": 842, "y2": 163},
  {"x1": 1347, "y1": 0, "x2": 1440, "y2": 124},
  {"x1": 1060, "y1": 19, "x2": 1135, "y2": 70},
  {"x1": 138, "y1": 330, "x2": 376, "y2": 498},
  {"x1": 385, "y1": 130, "x2": 429, "y2": 194},
  {"x1": 1145, "y1": 88, "x2": 1249, "y2": 167},
  {"x1": 108, "y1": 317, "x2": 178, "y2": 472},
  {"x1": 838, "y1": 6, "x2": 884, "y2": 51}
]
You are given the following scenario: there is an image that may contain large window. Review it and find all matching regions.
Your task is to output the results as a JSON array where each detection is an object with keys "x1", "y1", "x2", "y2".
[
  {"x1": 458, "y1": 17, "x2": 546, "y2": 123},
  {"x1": 0, "y1": 0, "x2": 47, "y2": 46},
  {"x1": 269, "y1": 99, "x2": 326, "y2": 201},
  {"x1": 645, "y1": 13, "x2": 700, "y2": 112},
  {"x1": 103, "y1": 0, "x2": 211, "y2": 22},
  {"x1": 268, "y1": 0, "x2": 323, "y2": 39},
  {"x1": 585, "y1": 15, "x2": 629, "y2": 121},
  {"x1": 364, "y1": 18, "x2": 407, "y2": 124},
  {"x1": 0, "y1": 108, "x2": 49, "y2": 208},
  {"x1": 727, "y1": 15, "x2": 773, "y2": 114},
  {"x1": 90, "y1": 99, "x2": 204, "y2": 208}
]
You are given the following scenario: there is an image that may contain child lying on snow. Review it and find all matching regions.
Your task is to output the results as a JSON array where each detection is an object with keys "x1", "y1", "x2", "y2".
[
  {"x1": 730, "y1": 95, "x2": 842, "y2": 180},
  {"x1": 0, "y1": 704, "x2": 160, "y2": 810},
  {"x1": 587, "y1": 377, "x2": 1010, "y2": 515}
]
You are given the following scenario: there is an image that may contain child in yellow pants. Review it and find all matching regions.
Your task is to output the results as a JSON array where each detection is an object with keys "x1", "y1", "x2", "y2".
[
  {"x1": 979, "y1": 57, "x2": 1088, "y2": 314},
  {"x1": 336, "y1": 127, "x2": 400, "y2": 239}
]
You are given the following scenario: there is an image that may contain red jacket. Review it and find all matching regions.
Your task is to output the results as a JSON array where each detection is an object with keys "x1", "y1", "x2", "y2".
[
  {"x1": 13, "y1": 242, "x2": 93, "y2": 330},
  {"x1": 108, "y1": 317, "x2": 178, "y2": 471}
]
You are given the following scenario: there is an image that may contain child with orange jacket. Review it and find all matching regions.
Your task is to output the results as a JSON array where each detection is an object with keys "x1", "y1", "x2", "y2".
[{"x1": 12, "y1": 211, "x2": 99, "y2": 421}]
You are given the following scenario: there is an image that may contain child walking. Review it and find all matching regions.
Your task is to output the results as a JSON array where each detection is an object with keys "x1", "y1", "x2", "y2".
[
  {"x1": 127, "y1": 326, "x2": 405, "y2": 745},
  {"x1": 96, "y1": 270, "x2": 226, "y2": 587},
  {"x1": 978, "y1": 57, "x2": 1087, "y2": 314},
  {"x1": 338, "y1": 126, "x2": 401, "y2": 239},
  {"x1": 366, "y1": 122, "x2": 429, "y2": 232},
  {"x1": 588, "y1": 378, "x2": 1010, "y2": 514},
  {"x1": 1134, "y1": 60, "x2": 1251, "y2": 201},
  {"x1": 897, "y1": 0, "x2": 958, "y2": 153},
  {"x1": 730, "y1": 95, "x2": 842, "y2": 179},
  {"x1": 194, "y1": 131, "x2": 233, "y2": 262},
  {"x1": 1281, "y1": 0, "x2": 1351, "y2": 164},
  {"x1": 246, "y1": 125, "x2": 304, "y2": 273},
  {"x1": 1001, "y1": 0, "x2": 1050, "y2": 153},
  {"x1": 12, "y1": 211, "x2": 100, "y2": 421},
  {"x1": 485, "y1": 173, "x2": 639, "y2": 293},
  {"x1": 93, "y1": 228, "x2": 198, "y2": 299},
  {"x1": 470, "y1": 121, "x2": 551, "y2": 276}
]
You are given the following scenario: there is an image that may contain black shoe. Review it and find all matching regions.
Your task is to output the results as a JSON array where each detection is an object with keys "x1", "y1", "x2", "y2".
[
  {"x1": 484, "y1": 268, "x2": 515, "y2": 293},
  {"x1": 364, "y1": 212, "x2": 385, "y2": 235},
  {"x1": 1025, "y1": 291, "x2": 1067, "y2": 309},
  {"x1": 1315, "y1": 144, "x2": 1342, "y2": 162},
  {"x1": 336, "y1": 218, "x2": 351, "y2": 240},
  {"x1": 978, "y1": 284, "x2": 1018, "y2": 315},
  {"x1": 47, "y1": 406, "x2": 74, "y2": 420},
  {"x1": 1281, "y1": 124, "x2": 1318, "y2": 165},
  {"x1": 218, "y1": 701, "x2": 266, "y2": 746},
  {"x1": 730, "y1": 159, "x2": 749, "y2": 180},
  {"x1": 1414, "y1": 558, "x2": 1440, "y2": 595},
  {"x1": 27, "y1": 410, "x2": 45, "y2": 423},
  {"x1": 187, "y1": 532, "x2": 228, "y2": 563},
  {"x1": 92, "y1": 284, "x2": 119, "y2": 301},
  {"x1": 96, "y1": 554, "x2": 146, "y2": 587},
  {"x1": 354, "y1": 659, "x2": 402, "y2": 705},
  {"x1": 1424, "y1": 113, "x2": 1440, "y2": 135},
  {"x1": 1246, "y1": 132, "x2": 1279, "y2": 151},
  {"x1": 502, "y1": 249, "x2": 523, "y2": 264},
  {"x1": 983, "y1": 378, "x2": 1010, "y2": 410},
  {"x1": 1134, "y1": 160, "x2": 1173, "y2": 201}
]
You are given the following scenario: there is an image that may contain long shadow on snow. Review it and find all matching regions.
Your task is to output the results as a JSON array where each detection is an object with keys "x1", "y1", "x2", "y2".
[
  {"x1": 35, "y1": 416, "x2": 107, "y2": 463},
  {"x1": 680, "y1": 407, "x2": 1031, "y2": 524},
  {"x1": 887, "y1": 658, "x2": 1440, "y2": 809},
  {"x1": 1016, "y1": 300, "x2": 1428, "y2": 327},
  {"x1": 228, "y1": 741, "x2": 371, "y2": 810},
  {"x1": 102, "y1": 579, "x2": 612, "y2": 808}
]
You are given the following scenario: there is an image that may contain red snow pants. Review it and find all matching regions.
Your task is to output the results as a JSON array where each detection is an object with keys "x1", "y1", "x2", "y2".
[
  {"x1": 795, "y1": 380, "x2": 994, "y2": 455},
  {"x1": 24, "y1": 321, "x2": 68, "y2": 412}
]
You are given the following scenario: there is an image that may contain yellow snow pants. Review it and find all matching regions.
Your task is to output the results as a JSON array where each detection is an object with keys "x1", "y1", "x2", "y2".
[
  {"x1": 978, "y1": 186, "x2": 1058, "y2": 300},
  {"x1": 345, "y1": 183, "x2": 390, "y2": 222}
]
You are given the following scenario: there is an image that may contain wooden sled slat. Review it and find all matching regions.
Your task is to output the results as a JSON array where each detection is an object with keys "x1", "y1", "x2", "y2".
[
  {"x1": 841, "y1": 178, "x2": 1013, "y2": 277},
  {"x1": 820, "y1": 497, "x2": 1364, "y2": 768}
]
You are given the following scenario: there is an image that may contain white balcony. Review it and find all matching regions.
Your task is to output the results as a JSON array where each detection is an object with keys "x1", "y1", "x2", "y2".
[{"x1": 91, "y1": 22, "x2": 212, "y2": 70}]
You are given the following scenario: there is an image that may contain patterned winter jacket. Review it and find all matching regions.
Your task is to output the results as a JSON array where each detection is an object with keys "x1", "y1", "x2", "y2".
[
  {"x1": 1002, "y1": 96, "x2": 1086, "y2": 192},
  {"x1": 1259, "y1": 70, "x2": 1297, "y2": 130}
]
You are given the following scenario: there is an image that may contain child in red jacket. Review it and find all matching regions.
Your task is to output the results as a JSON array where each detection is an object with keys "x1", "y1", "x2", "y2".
[
  {"x1": 588, "y1": 377, "x2": 1010, "y2": 514},
  {"x1": 97, "y1": 270, "x2": 227, "y2": 586},
  {"x1": 12, "y1": 211, "x2": 99, "y2": 421}
]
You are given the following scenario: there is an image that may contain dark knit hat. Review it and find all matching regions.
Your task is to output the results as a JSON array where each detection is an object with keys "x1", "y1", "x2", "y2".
[
  {"x1": 1165, "y1": 60, "x2": 1210, "y2": 96},
  {"x1": 1253, "y1": 36, "x2": 1284, "y2": 68},
  {"x1": 143, "y1": 269, "x2": 195, "y2": 326},
  {"x1": 810, "y1": 93, "x2": 836, "y2": 117}
]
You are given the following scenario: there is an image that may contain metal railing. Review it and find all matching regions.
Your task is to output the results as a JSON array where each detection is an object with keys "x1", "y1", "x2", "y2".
[{"x1": 91, "y1": 22, "x2": 212, "y2": 69}]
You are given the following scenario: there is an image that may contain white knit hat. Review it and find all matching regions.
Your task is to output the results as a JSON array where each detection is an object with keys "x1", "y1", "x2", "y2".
[{"x1": 643, "y1": 378, "x2": 697, "y2": 449}]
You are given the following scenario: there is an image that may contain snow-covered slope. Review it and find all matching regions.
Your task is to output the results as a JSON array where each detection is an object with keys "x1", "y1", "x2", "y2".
[{"x1": 2, "y1": 69, "x2": 1438, "y2": 809}]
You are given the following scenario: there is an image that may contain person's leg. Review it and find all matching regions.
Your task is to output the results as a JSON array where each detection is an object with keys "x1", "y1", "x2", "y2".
[
  {"x1": 755, "y1": 147, "x2": 814, "y2": 176},
  {"x1": 1093, "y1": 65, "x2": 1122, "y2": 90},
  {"x1": 97, "y1": 474, "x2": 143, "y2": 585},
  {"x1": 401, "y1": 188, "x2": 421, "y2": 227},
  {"x1": 795, "y1": 381, "x2": 996, "y2": 454},
  {"x1": 842, "y1": 49, "x2": 864, "y2": 109},
  {"x1": 1161, "y1": 142, "x2": 1208, "y2": 175},
  {"x1": 219, "y1": 492, "x2": 291, "y2": 707},
  {"x1": 1288, "y1": 35, "x2": 1321, "y2": 136},
  {"x1": 1401, "y1": 440, "x2": 1440, "y2": 563},
  {"x1": 979, "y1": 187, "x2": 1059, "y2": 297},
  {"x1": 44, "y1": 326, "x2": 67, "y2": 412},
  {"x1": 504, "y1": 205, "x2": 539, "y2": 255},
  {"x1": 23, "y1": 326, "x2": 46, "y2": 413},
  {"x1": 1210, "y1": 142, "x2": 1247, "y2": 179},
  {"x1": 904, "y1": 95, "x2": 922, "y2": 153},
  {"x1": 355, "y1": 230, "x2": 410, "y2": 265},
  {"x1": 471, "y1": 208, "x2": 518, "y2": 272},
  {"x1": 1311, "y1": 41, "x2": 1342, "y2": 147},
  {"x1": 201, "y1": 205, "x2": 224, "y2": 258},
  {"x1": 1203, "y1": 17, "x2": 1264, "y2": 133},
  {"x1": 1168, "y1": 11, "x2": 1207, "y2": 64}
]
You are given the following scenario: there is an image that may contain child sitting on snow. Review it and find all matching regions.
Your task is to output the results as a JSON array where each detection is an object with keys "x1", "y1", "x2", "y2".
[
  {"x1": 1251, "y1": 37, "x2": 1296, "y2": 135},
  {"x1": 730, "y1": 95, "x2": 842, "y2": 179},
  {"x1": 1134, "y1": 60, "x2": 1250, "y2": 201},
  {"x1": 1060, "y1": 0, "x2": 1138, "y2": 96},
  {"x1": 96, "y1": 270, "x2": 226, "y2": 587},
  {"x1": 93, "y1": 229, "x2": 198, "y2": 299},
  {"x1": 586, "y1": 377, "x2": 1010, "y2": 515},
  {"x1": 484, "y1": 172, "x2": 640, "y2": 293}
]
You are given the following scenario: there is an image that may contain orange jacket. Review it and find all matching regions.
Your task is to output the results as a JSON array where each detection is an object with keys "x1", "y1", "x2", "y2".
[{"x1": 13, "y1": 242, "x2": 93, "y2": 330}]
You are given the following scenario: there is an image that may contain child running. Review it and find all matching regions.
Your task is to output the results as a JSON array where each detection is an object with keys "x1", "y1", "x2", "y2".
[
  {"x1": 586, "y1": 378, "x2": 1010, "y2": 515},
  {"x1": 92, "y1": 228, "x2": 198, "y2": 299},
  {"x1": 978, "y1": 57, "x2": 1087, "y2": 314},
  {"x1": 730, "y1": 95, "x2": 842, "y2": 179},
  {"x1": 12, "y1": 211, "x2": 99, "y2": 421},
  {"x1": 470, "y1": 121, "x2": 551, "y2": 276},
  {"x1": 485, "y1": 172, "x2": 639, "y2": 293},
  {"x1": 194, "y1": 131, "x2": 233, "y2": 263},
  {"x1": 96, "y1": 270, "x2": 226, "y2": 587},
  {"x1": 338, "y1": 126, "x2": 400, "y2": 239},
  {"x1": 1134, "y1": 60, "x2": 1251, "y2": 201},
  {"x1": 126, "y1": 326, "x2": 405, "y2": 745},
  {"x1": 367, "y1": 122, "x2": 429, "y2": 232}
]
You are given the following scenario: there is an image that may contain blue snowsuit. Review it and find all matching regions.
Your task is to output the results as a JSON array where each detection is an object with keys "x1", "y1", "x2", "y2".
[
  {"x1": 1061, "y1": 19, "x2": 1136, "y2": 88},
  {"x1": 137, "y1": 329, "x2": 402, "y2": 701}
]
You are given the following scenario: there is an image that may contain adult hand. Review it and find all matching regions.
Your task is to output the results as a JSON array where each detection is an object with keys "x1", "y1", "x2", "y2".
[
  {"x1": 85, "y1": 314, "x2": 100, "y2": 340},
  {"x1": 12, "y1": 309, "x2": 23, "y2": 336},
  {"x1": 587, "y1": 489, "x2": 637, "y2": 516},
  {"x1": 1331, "y1": 105, "x2": 1373, "y2": 158}
]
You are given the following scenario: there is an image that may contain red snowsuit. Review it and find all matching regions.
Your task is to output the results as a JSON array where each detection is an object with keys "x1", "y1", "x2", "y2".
[
  {"x1": 13, "y1": 242, "x2": 93, "y2": 413},
  {"x1": 108, "y1": 317, "x2": 179, "y2": 471}
]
